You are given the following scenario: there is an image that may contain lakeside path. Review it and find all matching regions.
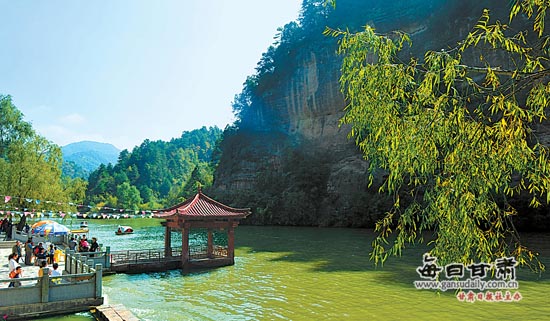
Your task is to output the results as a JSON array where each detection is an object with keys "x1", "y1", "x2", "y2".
[{"x1": 0, "y1": 240, "x2": 65, "y2": 288}]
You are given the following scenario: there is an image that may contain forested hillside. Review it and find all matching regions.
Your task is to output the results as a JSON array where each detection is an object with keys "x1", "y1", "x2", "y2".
[
  {"x1": 85, "y1": 126, "x2": 221, "y2": 211},
  {"x1": 61, "y1": 141, "x2": 120, "y2": 179},
  {"x1": 0, "y1": 95, "x2": 222, "y2": 216}
]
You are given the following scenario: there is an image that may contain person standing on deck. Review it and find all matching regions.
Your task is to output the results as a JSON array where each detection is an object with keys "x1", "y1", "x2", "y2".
[
  {"x1": 53, "y1": 246, "x2": 64, "y2": 263},
  {"x1": 33, "y1": 242, "x2": 44, "y2": 265},
  {"x1": 90, "y1": 237, "x2": 99, "y2": 252},
  {"x1": 12, "y1": 240, "x2": 22, "y2": 263},
  {"x1": 24, "y1": 239, "x2": 33, "y2": 265},
  {"x1": 36, "y1": 247, "x2": 47, "y2": 266},
  {"x1": 33, "y1": 242, "x2": 44, "y2": 257},
  {"x1": 3, "y1": 221, "x2": 12, "y2": 240},
  {"x1": 0, "y1": 218, "x2": 7, "y2": 233},
  {"x1": 8, "y1": 253, "x2": 20, "y2": 273},
  {"x1": 47, "y1": 244, "x2": 55, "y2": 264},
  {"x1": 8, "y1": 266, "x2": 22, "y2": 287},
  {"x1": 68, "y1": 237, "x2": 77, "y2": 251},
  {"x1": 79, "y1": 236, "x2": 89, "y2": 252}
]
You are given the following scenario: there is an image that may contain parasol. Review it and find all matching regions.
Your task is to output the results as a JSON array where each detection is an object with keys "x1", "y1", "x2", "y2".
[{"x1": 31, "y1": 220, "x2": 70, "y2": 236}]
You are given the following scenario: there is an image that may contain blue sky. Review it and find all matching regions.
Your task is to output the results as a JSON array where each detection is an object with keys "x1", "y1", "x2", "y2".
[{"x1": 0, "y1": 1, "x2": 302, "y2": 151}]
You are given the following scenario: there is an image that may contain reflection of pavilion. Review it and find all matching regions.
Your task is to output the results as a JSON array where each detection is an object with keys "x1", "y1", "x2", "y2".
[{"x1": 155, "y1": 188, "x2": 251, "y2": 270}]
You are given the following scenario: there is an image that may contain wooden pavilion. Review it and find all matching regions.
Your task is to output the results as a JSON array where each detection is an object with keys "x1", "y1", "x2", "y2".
[{"x1": 154, "y1": 188, "x2": 251, "y2": 270}]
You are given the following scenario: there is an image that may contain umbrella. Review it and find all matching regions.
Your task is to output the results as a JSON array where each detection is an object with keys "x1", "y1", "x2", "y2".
[{"x1": 31, "y1": 220, "x2": 70, "y2": 236}]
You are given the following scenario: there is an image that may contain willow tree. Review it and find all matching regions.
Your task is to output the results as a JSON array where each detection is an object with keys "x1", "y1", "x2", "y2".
[{"x1": 326, "y1": 2, "x2": 550, "y2": 269}]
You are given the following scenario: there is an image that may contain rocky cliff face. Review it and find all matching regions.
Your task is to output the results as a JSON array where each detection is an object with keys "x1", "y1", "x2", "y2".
[
  {"x1": 212, "y1": 42, "x2": 375, "y2": 226},
  {"x1": 212, "y1": 0, "x2": 548, "y2": 228}
]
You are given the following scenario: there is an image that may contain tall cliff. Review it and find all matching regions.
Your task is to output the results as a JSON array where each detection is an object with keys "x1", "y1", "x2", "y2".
[{"x1": 211, "y1": 0, "x2": 548, "y2": 228}]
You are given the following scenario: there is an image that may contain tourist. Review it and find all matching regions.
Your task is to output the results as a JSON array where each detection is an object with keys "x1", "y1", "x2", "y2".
[
  {"x1": 33, "y1": 242, "x2": 44, "y2": 258},
  {"x1": 8, "y1": 253, "x2": 20, "y2": 272},
  {"x1": 12, "y1": 240, "x2": 22, "y2": 263},
  {"x1": 3, "y1": 220, "x2": 12, "y2": 240},
  {"x1": 0, "y1": 218, "x2": 8, "y2": 234},
  {"x1": 50, "y1": 262, "x2": 62, "y2": 284},
  {"x1": 90, "y1": 237, "x2": 99, "y2": 252},
  {"x1": 36, "y1": 247, "x2": 47, "y2": 266},
  {"x1": 8, "y1": 266, "x2": 22, "y2": 288},
  {"x1": 24, "y1": 238, "x2": 33, "y2": 265},
  {"x1": 79, "y1": 236, "x2": 89, "y2": 252},
  {"x1": 38, "y1": 260, "x2": 51, "y2": 278},
  {"x1": 51, "y1": 262, "x2": 61, "y2": 277},
  {"x1": 53, "y1": 246, "x2": 64, "y2": 263},
  {"x1": 89, "y1": 237, "x2": 99, "y2": 257},
  {"x1": 68, "y1": 237, "x2": 77, "y2": 251},
  {"x1": 47, "y1": 244, "x2": 55, "y2": 264}
]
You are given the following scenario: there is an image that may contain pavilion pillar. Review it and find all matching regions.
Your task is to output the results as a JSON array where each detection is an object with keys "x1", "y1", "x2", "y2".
[
  {"x1": 207, "y1": 228, "x2": 213, "y2": 259},
  {"x1": 182, "y1": 223, "x2": 190, "y2": 270},
  {"x1": 227, "y1": 223, "x2": 235, "y2": 264},
  {"x1": 164, "y1": 225, "x2": 172, "y2": 257}
]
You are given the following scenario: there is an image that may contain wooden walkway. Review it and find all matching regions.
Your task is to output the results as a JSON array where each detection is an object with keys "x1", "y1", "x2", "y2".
[{"x1": 93, "y1": 304, "x2": 139, "y2": 321}]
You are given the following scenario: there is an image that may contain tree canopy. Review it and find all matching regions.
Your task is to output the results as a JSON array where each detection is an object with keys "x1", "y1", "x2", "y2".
[
  {"x1": 327, "y1": 1, "x2": 550, "y2": 269},
  {"x1": 0, "y1": 95, "x2": 83, "y2": 227},
  {"x1": 85, "y1": 126, "x2": 222, "y2": 210}
]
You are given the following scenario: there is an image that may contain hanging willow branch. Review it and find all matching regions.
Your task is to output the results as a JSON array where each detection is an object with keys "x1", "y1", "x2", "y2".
[{"x1": 326, "y1": 7, "x2": 549, "y2": 271}]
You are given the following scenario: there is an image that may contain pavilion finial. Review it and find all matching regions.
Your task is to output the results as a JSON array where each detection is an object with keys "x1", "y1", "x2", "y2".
[{"x1": 197, "y1": 184, "x2": 202, "y2": 194}]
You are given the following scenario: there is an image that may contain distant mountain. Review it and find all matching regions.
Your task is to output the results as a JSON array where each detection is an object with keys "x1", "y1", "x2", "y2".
[{"x1": 61, "y1": 141, "x2": 120, "y2": 179}]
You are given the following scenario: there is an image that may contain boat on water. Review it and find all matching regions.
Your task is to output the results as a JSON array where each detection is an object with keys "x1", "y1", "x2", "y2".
[
  {"x1": 116, "y1": 225, "x2": 134, "y2": 235},
  {"x1": 80, "y1": 221, "x2": 88, "y2": 228},
  {"x1": 70, "y1": 228, "x2": 89, "y2": 235}
]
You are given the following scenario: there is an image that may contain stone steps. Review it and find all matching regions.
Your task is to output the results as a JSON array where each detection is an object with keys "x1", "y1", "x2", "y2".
[{"x1": 0, "y1": 240, "x2": 16, "y2": 249}]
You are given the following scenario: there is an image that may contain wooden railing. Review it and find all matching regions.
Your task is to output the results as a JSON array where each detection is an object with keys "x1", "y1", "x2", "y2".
[
  {"x1": 109, "y1": 245, "x2": 227, "y2": 264},
  {"x1": 65, "y1": 245, "x2": 229, "y2": 274},
  {"x1": 189, "y1": 245, "x2": 228, "y2": 259},
  {"x1": 109, "y1": 247, "x2": 182, "y2": 265}
]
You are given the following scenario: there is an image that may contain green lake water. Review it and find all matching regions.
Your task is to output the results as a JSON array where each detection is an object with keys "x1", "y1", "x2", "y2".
[{"x1": 40, "y1": 218, "x2": 550, "y2": 321}]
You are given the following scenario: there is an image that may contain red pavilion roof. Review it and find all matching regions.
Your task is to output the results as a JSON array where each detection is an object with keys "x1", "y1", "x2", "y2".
[{"x1": 154, "y1": 189, "x2": 251, "y2": 220}]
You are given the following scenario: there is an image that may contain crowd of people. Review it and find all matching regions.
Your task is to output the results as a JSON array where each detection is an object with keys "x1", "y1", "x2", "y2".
[
  {"x1": 67, "y1": 235, "x2": 100, "y2": 253},
  {"x1": 5, "y1": 234, "x2": 102, "y2": 288}
]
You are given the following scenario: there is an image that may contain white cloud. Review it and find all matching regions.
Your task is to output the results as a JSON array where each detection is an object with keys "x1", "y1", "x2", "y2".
[{"x1": 59, "y1": 113, "x2": 85, "y2": 125}]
